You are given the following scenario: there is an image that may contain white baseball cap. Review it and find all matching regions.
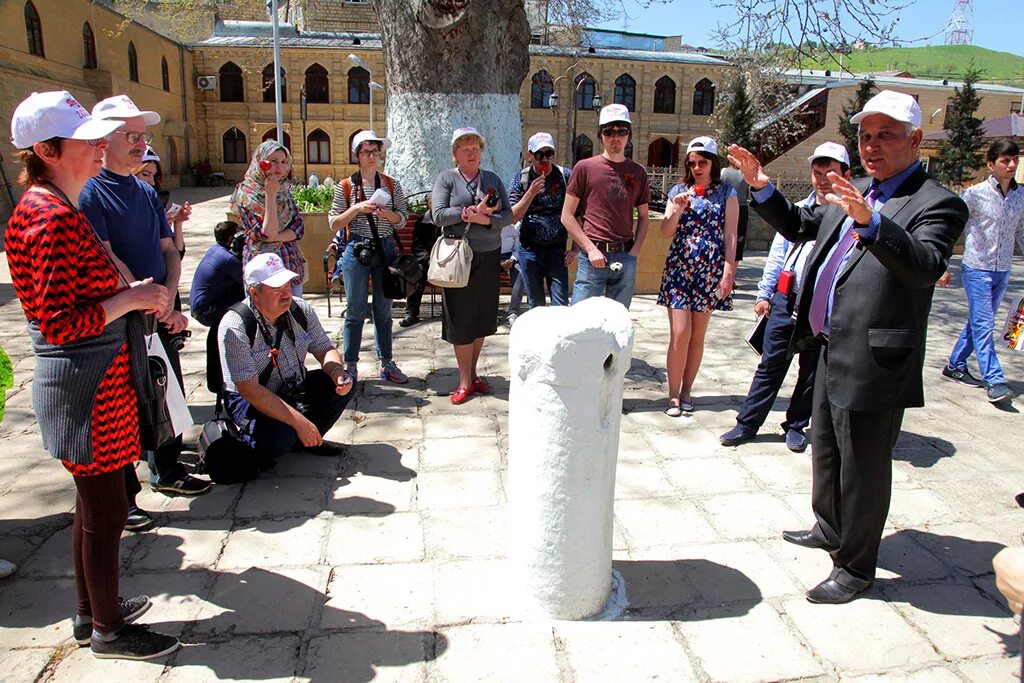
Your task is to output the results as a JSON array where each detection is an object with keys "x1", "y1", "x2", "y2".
[
  {"x1": 527, "y1": 132, "x2": 555, "y2": 153},
  {"x1": 141, "y1": 146, "x2": 161, "y2": 163},
  {"x1": 686, "y1": 136, "x2": 718, "y2": 156},
  {"x1": 451, "y1": 126, "x2": 485, "y2": 146},
  {"x1": 244, "y1": 253, "x2": 298, "y2": 288},
  {"x1": 92, "y1": 95, "x2": 161, "y2": 126},
  {"x1": 850, "y1": 90, "x2": 922, "y2": 128},
  {"x1": 10, "y1": 90, "x2": 124, "y2": 149},
  {"x1": 807, "y1": 141, "x2": 850, "y2": 166},
  {"x1": 598, "y1": 103, "x2": 631, "y2": 127},
  {"x1": 350, "y1": 129, "x2": 392, "y2": 153}
]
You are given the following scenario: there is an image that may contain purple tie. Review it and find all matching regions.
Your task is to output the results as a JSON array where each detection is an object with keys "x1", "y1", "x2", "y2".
[{"x1": 808, "y1": 185, "x2": 881, "y2": 336}]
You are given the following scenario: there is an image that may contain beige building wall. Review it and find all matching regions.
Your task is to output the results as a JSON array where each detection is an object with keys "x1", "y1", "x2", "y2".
[{"x1": 1, "y1": 0, "x2": 196, "y2": 224}]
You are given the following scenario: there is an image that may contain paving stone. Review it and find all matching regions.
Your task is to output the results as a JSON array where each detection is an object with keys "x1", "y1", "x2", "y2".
[
  {"x1": 322, "y1": 562, "x2": 434, "y2": 631},
  {"x1": 556, "y1": 621, "x2": 697, "y2": 681},
  {"x1": 615, "y1": 498, "x2": 719, "y2": 548},
  {"x1": 416, "y1": 470, "x2": 503, "y2": 510},
  {"x1": 423, "y1": 414, "x2": 497, "y2": 440},
  {"x1": 350, "y1": 414, "x2": 424, "y2": 444},
  {"x1": 49, "y1": 645, "x2": 166, "y2": 681},
  {"x1": 677, "y1": 602, "x2": 824, "y2": 682},
  {"x1": 954, "y1": 655, "x2": 1022, "y2": 682},
  {"x1": 909, "y1": 522, "x2": 1009, "y2": 577},
  {"x1": 432, "y1": 559, "x2": 511, "y2": 624},
  {"x1": 234, "y1": 476, "x2": 334, "y2": 518},
  {"x1": 163, "y1": 635, "x2": 300, "y2": 682},
  {"x1": 420, "y1": 436, "x2": 501, "y2": 471},
  {"x1": 431, "y1": 623, "x2": 560, "y2": 683},
  {"x1": 218, "y1": 517, "x2": 329, "y2": 569},
  {"x1": 614, "y1": 460, "x2": 676, "y2": 499},
  {"x1": 330, "y1": 473, "x2": 415, "y2": 515},
  {"x1": 702, "y1": 492, "x2": 806, "y2": 540},
  {"x1": 423, "y1": 507, "x2": 507, "y2": 560},
  {"x1": 843, "y1": 667, "x2": 965, "y2": 682},
  {"x1": 785, "y1": 596, "x2": 943, "y2": 672},
  {"x1": 0, "y1": 578, "x2": 76, "y2": 647},
  {"x1": 197, "y1": 566, "x2": 328, "y2": 634},
  {"x1": 128, "y1": 520, "x2": 230, "y2": 572},
  {"x1": 678, "y1": 540, "x2": 804, "y2": 600},
  {"x1": 136, "y1": 482, "x2": 237, "y2": 519},
  {"x1": 662, "y1": 456, "x2": 760, "y2": 495},
  {"x1": 0, "y1": 646, "x2": 55, "y2": 682},
  {"x1": 326, "y1": 513, "x2": 424, "y2": 565},
  {"x1": 887, "y1": 487, "x2": 963, "y2": 527},
  {"x1": 743, "y1": 453, "x2": 814, "y2": 492},
  {"x1": 304, "y1": 630, "x2": 432, "y2": 683}
]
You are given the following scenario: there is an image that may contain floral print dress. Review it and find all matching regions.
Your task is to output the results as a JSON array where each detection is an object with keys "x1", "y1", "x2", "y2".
[{"x1": 658, "y1": 181, "x2": 736, "y2": 312}]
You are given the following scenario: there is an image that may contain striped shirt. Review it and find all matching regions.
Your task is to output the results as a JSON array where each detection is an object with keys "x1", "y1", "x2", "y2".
[
  {"x1": 218, "y1": 297, "x2": 333, "y2": 394},
  {"x1": 328, "y1": 173, "x2": 408, "y2": 245}
]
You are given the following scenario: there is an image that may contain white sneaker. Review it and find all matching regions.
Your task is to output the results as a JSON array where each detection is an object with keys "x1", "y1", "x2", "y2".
[
  {"x1": 0, "y1": 559, "x2": 16, "y2": 579},
  {"x1": 507, "y1": 312, "x2": 519, "y2": 326}
]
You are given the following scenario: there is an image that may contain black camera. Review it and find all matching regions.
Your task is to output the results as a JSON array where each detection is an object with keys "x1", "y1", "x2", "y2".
[
  {"x1": 229, "y1": 232, "x2": 246, "y2": 260},
  {"x1": 280, "y1": 378, "x2": 311, "y2": 413},
  {"x1": 167, "y1": 329, "x2": 192, "y2": 351},
  {"x1": 353, "y1": 241, "x2": 375, "y2": 266}
]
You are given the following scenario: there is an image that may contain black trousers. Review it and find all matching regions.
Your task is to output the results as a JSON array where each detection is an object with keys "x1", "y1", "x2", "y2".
[
  {"x1": 736, "y1": 290, "x2": 817, "y2": 432},
  {"x1": 808, "y1": 344, "x2": 904, "y2": 589},
  {"x1": 735, "y1": 205, "x2": 749, "y2": 261}
]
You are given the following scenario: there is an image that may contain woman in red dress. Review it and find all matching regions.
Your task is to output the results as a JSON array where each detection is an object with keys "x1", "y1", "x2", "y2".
[{"x1": 6, "y1": 91, "x2": 180, "y2": 661}]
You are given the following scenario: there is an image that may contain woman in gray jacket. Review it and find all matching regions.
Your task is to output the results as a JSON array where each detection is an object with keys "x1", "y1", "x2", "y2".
[{"x1": 431, "y1": 127, "x2": 513, "y2": 404}]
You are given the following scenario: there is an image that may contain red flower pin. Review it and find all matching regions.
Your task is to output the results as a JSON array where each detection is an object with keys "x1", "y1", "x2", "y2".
[{"x1": 693, "y1": 185, "x2": 707, "y2": 197}]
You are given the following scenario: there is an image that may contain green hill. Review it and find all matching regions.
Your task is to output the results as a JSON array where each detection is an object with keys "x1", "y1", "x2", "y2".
[{"x1": 802, "y1": 45, "x2": 1024, "y2": 87}]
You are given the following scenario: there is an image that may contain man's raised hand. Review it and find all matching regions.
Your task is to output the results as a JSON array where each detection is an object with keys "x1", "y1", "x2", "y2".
[{"x1": 726, "y1": 145, "x2": 770, "y2": 190}]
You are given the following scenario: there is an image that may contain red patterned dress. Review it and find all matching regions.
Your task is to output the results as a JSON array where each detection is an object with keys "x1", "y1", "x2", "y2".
[{"x1": 6, "y1": 189, "x2": 139, "y2": 476}]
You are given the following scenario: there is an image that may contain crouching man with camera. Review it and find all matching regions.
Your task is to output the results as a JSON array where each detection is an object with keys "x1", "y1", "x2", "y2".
[{"x1": 219, "y1": 254, "x2": 355, "y2": 462}]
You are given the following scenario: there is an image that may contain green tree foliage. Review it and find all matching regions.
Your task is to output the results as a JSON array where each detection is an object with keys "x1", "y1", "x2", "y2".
[
  {"x1": 0, "y1": 345, "x2": 12, "y2": 423},
  {"x1": 937, "y1": 67, "x2": 987, "y2": 187},
  {"x1": 719, "y1": 71, "x2": 757, "y2": 153},
  {"x1": 838, "y1": 78, "x2": 877, "y2": 177}
]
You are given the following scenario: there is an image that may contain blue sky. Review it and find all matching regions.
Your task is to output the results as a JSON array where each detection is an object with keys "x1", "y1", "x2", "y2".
[{"x1": 596, "y1": 1, "x2": 1024, "y2": 56}]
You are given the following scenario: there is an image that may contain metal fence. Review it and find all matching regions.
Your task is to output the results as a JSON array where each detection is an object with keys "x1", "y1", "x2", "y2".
[{"x1": 645, "y1": 166, "x2": 813, "y2": 202}]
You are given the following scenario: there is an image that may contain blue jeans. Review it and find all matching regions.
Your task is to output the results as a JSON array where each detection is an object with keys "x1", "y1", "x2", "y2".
[
  {"x1": 570, "y1": 251, "x2": 637, "y2": 309},
  {"x1": 500, "y1": 251, "x2": 525, "y2": 314},
  {"x1": 948, "y1": 265, "x2": 1011, "y2": 385},
  {"x1": 341, "y1": 237, "x2": 396, "y2": 364},
  {"x1": 517, "y1": 244, "x2": 569, "y2": 307}
]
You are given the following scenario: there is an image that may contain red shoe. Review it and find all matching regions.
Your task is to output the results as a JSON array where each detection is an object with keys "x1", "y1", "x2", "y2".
[
  {"x1": 471, "y1": 377, "x2": 493, "y2": 395},
  {"x1": 450, "y1": 386, "x2": 473, "y2": 405}
]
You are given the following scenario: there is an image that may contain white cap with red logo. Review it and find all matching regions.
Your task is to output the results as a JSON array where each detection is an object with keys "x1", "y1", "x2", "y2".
[
  {"x1": 807, "y1": 141, "x2": 851, "y2": 166},
  {"x1": 527, "y1": 132, "x2": 556, "y2": 153},
  {"x1": 850, "y1": 90, "x2": 922, "y2": 128},
  {"x1": 10, "y1": 90, "x2": 124, "y2": 149},
  {"x1": 598, "y1": 104, "x2": 631, "y2": 126},
  {"x1": 244, "y1": 253, "x2": 298, "y2": 288},
  {"x1": 92, "y1": 95, "x2": 161, "y2": 126}
]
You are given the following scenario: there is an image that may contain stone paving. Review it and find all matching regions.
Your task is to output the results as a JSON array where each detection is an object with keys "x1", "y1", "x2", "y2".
[{"x1": 1, "y1": 187, "x2": 1023, "y2": 682}]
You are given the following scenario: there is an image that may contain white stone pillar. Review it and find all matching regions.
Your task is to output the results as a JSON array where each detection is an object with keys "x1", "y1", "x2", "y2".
[{"x1": 507, "y1": 297, "x2": 634, "y2": 620}]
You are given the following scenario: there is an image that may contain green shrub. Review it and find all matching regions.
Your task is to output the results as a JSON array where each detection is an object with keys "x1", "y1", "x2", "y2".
[{"x1": 291, "y1": 184, "x2": 334, "y2": 213}]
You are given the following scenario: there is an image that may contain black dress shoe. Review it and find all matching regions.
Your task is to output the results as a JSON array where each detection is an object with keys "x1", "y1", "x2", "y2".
[
  {"x1": 806, "y1": 578, "x2": 870, "y2": 604},
  {"x1": 399, "y1": 314, "x2": 419, "y2": 328},
  {"x1": 782, "y1": 529, "x2": 836, "y2": 551}
]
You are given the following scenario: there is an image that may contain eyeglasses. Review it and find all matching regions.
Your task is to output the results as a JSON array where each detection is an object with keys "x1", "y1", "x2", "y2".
[
  {"x1": 358, "y1": 148, "x2": 382, "y2": 157},
  {"x1": 600, "y1": 128, "x2": 630, "y2": 138},
  {"x1": 111, "y1": 131, "x2": 153, "y2": 145},
  {"x1": 533, "y1": 149, "x2": 554, "y2": 160},
  {"x1": 686, "y1": 158, "x2": 711, "y2": 168}
]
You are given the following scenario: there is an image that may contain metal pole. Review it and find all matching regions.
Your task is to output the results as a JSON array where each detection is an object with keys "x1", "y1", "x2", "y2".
[
  {"x1": 368, "y1": 72, "x2": 374, "y2": 133},
  {"x1": 271, "y1": 0, "x2": 283, "y2": 144},
  {"x1": 300, "y1": 86, "x2": 308, "y2": 181}
]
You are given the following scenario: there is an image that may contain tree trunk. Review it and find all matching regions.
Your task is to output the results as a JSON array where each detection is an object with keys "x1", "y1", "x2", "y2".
[{"x1": 374, "y1": 0, "x2": 531, "y2": 194}]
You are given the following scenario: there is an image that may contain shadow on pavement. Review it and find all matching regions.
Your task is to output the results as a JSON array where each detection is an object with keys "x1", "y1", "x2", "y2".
[
  {"x1": 893, "y1": 430, "x2": 957, "y2": 467},
  {"x1": 614, "y1": 558, "x2": 761, "y2": 619},
  {"x1": 343, "y1": 442, "x2": 417, "y2": 482}
]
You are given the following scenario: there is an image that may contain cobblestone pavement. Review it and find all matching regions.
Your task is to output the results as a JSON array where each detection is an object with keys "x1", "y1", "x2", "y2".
[{"x1": 1, "y1": 187, "x2": 1022, "y2": 682}]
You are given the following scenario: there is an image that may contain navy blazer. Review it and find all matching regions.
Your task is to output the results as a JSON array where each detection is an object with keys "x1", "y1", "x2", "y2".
[{"x1": 752, "y1": 166, "x2": 968, "y2": 411}]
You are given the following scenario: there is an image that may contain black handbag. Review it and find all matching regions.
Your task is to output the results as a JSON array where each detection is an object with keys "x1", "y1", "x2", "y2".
[
  {"x1": 197, "y1": 393, "x2": 261, "y2": 484},
  {"x1": 137, "y1": 334, "x2": 175, "y2": 452},
  {"x1": 366, "y1": 195, "x2": 421, "y2": 300}
]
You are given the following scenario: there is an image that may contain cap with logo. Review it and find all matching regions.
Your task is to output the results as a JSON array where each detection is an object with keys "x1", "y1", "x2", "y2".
[
  {"x1": 598, "y1": 104, "x2": 631, "y2": 127},
  {"x1": 350, "y1": 129, "x2": 392, "y2": 153},
  {"x1": 92, "y1": 95, "x2": 161, "y2": 126},
  {"x1": 685, "y1": 136, "x2": 719, "y2": 157},
  {"x1": 807, "y1": 141, "x2": 851, "y2": 166},
  {"x1": 527, "y1": 132, "x2": 556, "y2": 153},
  {"x1": 849, "y1": 90, "x2": 922, "y2": 128},
  {"x1": 10, "y1": 90, "x2": 124, "y2": 149},
  {"x1": 451, "y1": 126, "x2": 486, "y2": 146},
  {"x1": 141, "y1": 146, "x2": 161, "y2": 164},
  {"x1": 244, "y1": 253, "x2": 298, "y2": 288}
]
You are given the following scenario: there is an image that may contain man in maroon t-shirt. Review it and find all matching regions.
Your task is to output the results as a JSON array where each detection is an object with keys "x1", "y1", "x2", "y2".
[{"x1": 561, "y1": 103, "x2": 650, "y2": 309}]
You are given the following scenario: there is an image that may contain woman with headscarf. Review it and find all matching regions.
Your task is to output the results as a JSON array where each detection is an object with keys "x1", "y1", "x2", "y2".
[
  {"x1": 231, "y1": 140, "x2": 306, "y2": 296},
  {"x1": 5, "y1": 91, "x2": 180, "y2": 660},
  {"x1": 431, "y1": 127, "x2": 513, "y2": 404}
]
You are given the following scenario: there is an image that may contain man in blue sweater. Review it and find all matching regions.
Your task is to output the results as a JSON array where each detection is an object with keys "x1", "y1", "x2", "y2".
[{"x1": 190, "y1": 221, "x2": 245, "y2": 393}]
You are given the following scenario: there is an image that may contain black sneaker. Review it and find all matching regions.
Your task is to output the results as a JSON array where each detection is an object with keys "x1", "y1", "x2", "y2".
[
  {"x1": 940, "y1": 365, "x2": 984, "y2": 388},
  {"x1": 399, "y1": 313, "x2": 419, "y2": 328},
  {"x1": 151, "y1": 474, "x2": 212, "y2": 496},
  {"x1": 74, "y1": 596, "x2": 152, "y2": 646},
  {"x1": 720, "y1": 425, "x2": 756, "y2": 447},
  {"x1": 986, "y1": 383, "x2": 1015, "y2": 403},
  {"x1": 125, "y1": 507, "x2": 154, "y2": 532},
  {"x1": 91, "y1": 623, "x2": 180, "y2": 661}
]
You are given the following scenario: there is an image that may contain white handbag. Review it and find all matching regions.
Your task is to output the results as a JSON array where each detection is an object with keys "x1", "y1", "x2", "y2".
[{"x1": 427, "y1": 234, "x2": 473, "y2": 288}]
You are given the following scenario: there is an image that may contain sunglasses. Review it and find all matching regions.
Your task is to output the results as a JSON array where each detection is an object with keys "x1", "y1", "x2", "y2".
[
  {"x1": 600, "y1": 128, "x2": 630, "y2": 138},
  {"x1": 533, "y1": 149, "x2": 554, "y2": 160},
  {"x1": 111, "y1": 131, "x2": 153, "y2": 145}
]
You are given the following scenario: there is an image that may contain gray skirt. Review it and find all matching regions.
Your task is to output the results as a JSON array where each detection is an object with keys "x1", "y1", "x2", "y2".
[{"x1": 441, "y1": 249, "x2": 500, "y2": 345}]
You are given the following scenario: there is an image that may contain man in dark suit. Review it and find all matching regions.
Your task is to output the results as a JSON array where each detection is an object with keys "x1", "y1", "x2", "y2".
[{"x1": 727, "y1": 90, "x2": 968, "y2": 604}]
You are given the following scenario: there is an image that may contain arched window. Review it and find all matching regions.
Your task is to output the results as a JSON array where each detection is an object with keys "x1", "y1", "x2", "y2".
[
  {"x1": 128, "y1": 42, "x2": 139, "y2": 82},
  {"x1": 161, "y1": 57, "x2": 170, "y2": 91},
  {"x1": 82, "y1": 22, "x2": 97, "y2": 69},
  {"x1": 348, "y1": 129, "x2": 364, "y2": 164},
  {"x1": 573, "y1": 134, "x2": 593, "y2": 164},
  {"x1": 347, "y1": 66, "x2": 369, "y2": 104},
  {"x1": 223, "y1": 127, "x2": 247, "y2": 164},
  {"x1": 654, "y1": 76, "x2": 675, "y2": 114},
  {"x1": 575, "y1": 72, "x2": 597, "y2": 111},
  {"x1": 262, "y1": 64, "x2": 287, "y2": 103},
  {"x1": 614, "y1": 73, "x2": 636, "y2": 112},
  {"x1": 305, "y1": 63, "x2": 329, "y2": 104},
  {"x1": 531, "y1": 70, "x2": 553, "y2": 109},
  {"x1": 307, "y1": 129, "x2": 331, "y2": 165},
  {"x1": 219, "y1": 62, "x2": 244, "y2": 102},
  {"x1": 261, "y1": 128, "x2": 292, "y2": 151},
  {"x1": 692, "y1": 78, "x2": 715, "y2": 116},
  {"x1": 647, "y1": 137, "x2": 677, "y2": 167},
  {"x1": 25, "y1": 2, "x2": 43, "y2": 57}
]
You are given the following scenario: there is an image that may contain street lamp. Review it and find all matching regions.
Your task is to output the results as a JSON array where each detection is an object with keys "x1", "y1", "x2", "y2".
[
  {"x1": 347, "y1": 53, "x2": 383, "y2": 132},
  {"x1": 549, "y1": 63, "x2": 603, "y2": 163},
  {"x1": 300, "y1": 85, "x2": 308, "y2": 181}
]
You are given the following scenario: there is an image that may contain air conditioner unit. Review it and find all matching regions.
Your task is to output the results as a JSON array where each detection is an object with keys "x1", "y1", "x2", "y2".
[{"x1": 197, "y1": 75, "x2": 217, "y2": 91}]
